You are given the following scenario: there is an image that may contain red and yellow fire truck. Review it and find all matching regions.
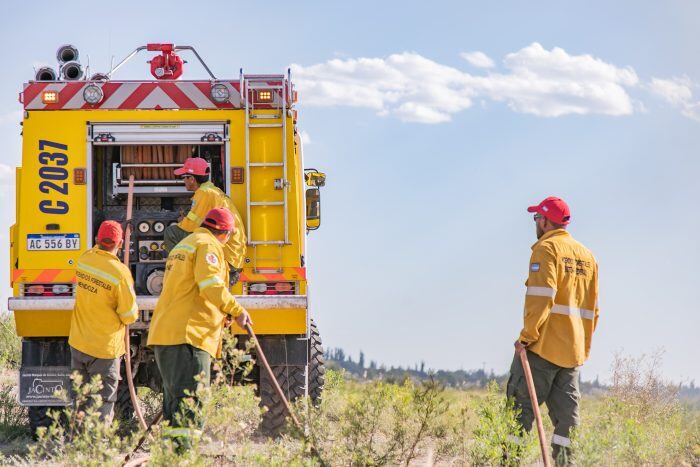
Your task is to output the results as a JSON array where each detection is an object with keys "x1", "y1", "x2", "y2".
[{"x1": 8, "y1": 43, "x2": 325, "y2": 433}]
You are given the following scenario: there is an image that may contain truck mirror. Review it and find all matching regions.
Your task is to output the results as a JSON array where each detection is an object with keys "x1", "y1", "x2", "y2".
[
  {"x1": 304, "y1": 169, "x2": 326, "y2": 187},
  {"x1": 306, "y1": 188, "x2": 321, "y2": 230}
]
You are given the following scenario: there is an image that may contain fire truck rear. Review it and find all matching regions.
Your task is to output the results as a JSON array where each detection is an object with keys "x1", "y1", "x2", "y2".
[{"x1": 8, "y1": 43, "x2": 326, "y2": 433}]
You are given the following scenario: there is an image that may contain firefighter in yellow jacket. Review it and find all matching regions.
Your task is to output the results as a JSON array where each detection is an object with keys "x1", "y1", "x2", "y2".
[
  {"x1": 507, "y1": 196, "x2": 599, "y2": 465},
  {"x1": 148, "y1": 208, "x2": 252, "y2": 440},
  {"x1": 69, "y1": 220, "x2": 138, "y2": 423},
  {"x1": 163, "y1": 157, "x2": 247, "y2": 284}
]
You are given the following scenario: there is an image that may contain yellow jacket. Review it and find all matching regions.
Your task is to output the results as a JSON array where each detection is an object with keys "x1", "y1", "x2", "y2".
[
  {"x1": 178, "y1": 181, "x2": 247, "y2": 269},
  {"x1": 519, "y1": 229, "x2": 599, "y2": 368},
  {"x1": 147, "y1": 228, "x2": 245, "y2": 358},
  {"x1": 69, "y1": 247, "x2": 138, "y2": 359}
]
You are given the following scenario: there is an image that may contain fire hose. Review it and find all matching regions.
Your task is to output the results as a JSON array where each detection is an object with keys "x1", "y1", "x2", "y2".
[
  {"x1": 122, "y1": 175, "x2": 149, "y2": 431},
  {"x1": 123, "y1": 175, "x2": 325, "y2": 465},
  {"x1": 517, "y1": 347, "x2": 551, "y2": 467},
  {"x1": 119, "y1": 177, "x2": 320, "y2": 462}
]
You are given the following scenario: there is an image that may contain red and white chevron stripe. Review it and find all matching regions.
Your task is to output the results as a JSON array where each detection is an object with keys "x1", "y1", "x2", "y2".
[{"x1": 21, "y1": 80, "x2": 259, "y2": 110}]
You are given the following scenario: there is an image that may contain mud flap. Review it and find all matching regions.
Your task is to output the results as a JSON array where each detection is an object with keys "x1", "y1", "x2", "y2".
[{"x1": 19, "y1": 366, "x2": 71, "y2": 406}]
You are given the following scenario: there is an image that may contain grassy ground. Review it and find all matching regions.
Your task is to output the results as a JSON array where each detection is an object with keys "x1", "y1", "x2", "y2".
[{"x1": 0, "y1": 314, "x2": 698, "y2": 465}]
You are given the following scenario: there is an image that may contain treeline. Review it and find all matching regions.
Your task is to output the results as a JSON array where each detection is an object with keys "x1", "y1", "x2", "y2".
[
  {"x1": 325, "y1": 347, "x2": 506, "y2": 389},
  {"x1": 325, "y1": 348, "x2": 699, "y2": 401}
]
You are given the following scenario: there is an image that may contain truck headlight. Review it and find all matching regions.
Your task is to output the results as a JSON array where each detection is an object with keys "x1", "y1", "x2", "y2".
[
  {"x1": 210, "y1": 83, "x2": 230, "y2": 103},
  {"x1": 138, "y1": 222, "x2": 151, "y2": 233},
  {"x1": 153, "y1": 222, "x2": 165, "y2": 233},
  {"x1": 83, "y1": 85, "x2": 104, "y2": 105}
]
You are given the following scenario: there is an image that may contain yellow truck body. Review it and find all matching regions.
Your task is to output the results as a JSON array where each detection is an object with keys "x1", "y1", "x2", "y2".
[{"x1": 8, "y1": 44, "x2": 325, "y2": 432}]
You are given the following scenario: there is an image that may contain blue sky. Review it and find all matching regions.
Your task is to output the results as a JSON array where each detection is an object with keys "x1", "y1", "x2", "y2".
[{"x1": 1, "y1": 1, "x2": 698, "y2": 382}]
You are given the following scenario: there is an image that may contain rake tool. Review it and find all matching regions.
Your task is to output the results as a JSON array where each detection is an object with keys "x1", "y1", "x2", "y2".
[
  {"x1": 244, "y1": 322, "x2": 324, "y2": 463},
  {"x1": 518, "y1": 347, "x2": 551, "y2": 467}
]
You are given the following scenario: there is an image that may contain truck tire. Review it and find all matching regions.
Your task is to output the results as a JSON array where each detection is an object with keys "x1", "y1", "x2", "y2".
[
  {"x1": 115, "y1": 380, "x2": 134, "y2": 422},
  {"x1": 259, "y1": 320, "x2": 325, "y2": 434},
  {"x1": 260, "y1": 364, "x2": 306, "y2": 435},
  {"x1": 115, "y1": 359, "x2": 135, "y2": 422},
  {"x1": 29, "y1": 406, "x2": 53, "y2": 439},
  {"x1": 308, "y1": 319, "x2": 325, "y2": 405}
]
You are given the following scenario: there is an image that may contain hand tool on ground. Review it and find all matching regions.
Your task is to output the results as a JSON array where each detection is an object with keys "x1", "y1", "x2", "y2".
[
  {"x1": 122, "y1": 410, "x2": 162, "y2": 466},
  {"x1": 518, "y1": 347, "x2": 551, "y2": 467},
  {"x1": 244, "y1": 322, "x2": 325, "y2": 464}
]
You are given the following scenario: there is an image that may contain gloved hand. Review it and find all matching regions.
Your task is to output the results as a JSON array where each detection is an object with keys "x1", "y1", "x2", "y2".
[{"x1": 229, "y1": 267, "x2": 242, "y2": 286}]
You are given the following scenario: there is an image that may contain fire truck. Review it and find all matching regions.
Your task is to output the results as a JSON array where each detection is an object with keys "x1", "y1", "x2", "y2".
[{"x1": 8, "y1": 43, "x2": 326, "y2": 433}]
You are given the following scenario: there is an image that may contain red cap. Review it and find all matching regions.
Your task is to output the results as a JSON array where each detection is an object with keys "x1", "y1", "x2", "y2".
[
  {"x1": 174, "y1": 157, "x2": 210, "y2": 176},
  {"x1": 97, "y1": 220, "x2": 123, "y2": 247},
  {"x1": 527, "y1": 196, "x2": 571, "y2": 225},
  {"x1": 202, "y1": 208, "x2": 236, "y2": 232}
]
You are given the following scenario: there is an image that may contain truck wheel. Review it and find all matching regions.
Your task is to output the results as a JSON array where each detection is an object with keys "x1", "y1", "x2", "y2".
[
  {"x1": 308, "y1": 319, "x2": 325, "y2": 405},
  {"x1": 260, "y1": 365, "x2": 306, "y2": 435},
  {"x1": 115, "y1": 380, "x2": 134, "y2": 422},
  {"x1": 29, "y1": 406, "x2": 53, "y2": 439}
]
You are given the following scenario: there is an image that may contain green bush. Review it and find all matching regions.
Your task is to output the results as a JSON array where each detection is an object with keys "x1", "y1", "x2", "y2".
[
  {"x1": 27, "y1": 373, "x2": 134, "y2": 466},
  {"x1": 572, "y1": 352, "x2": 695, "y2": 466},
  {"x1": 0, "y1": 314, "x2": 21, "y2": 369},
  {"x1": 300, "y1": 371, "x2": 450, "y2": 465},
  {"x1": 0, "y1": 384, "x2": 27, "y2": 443}
]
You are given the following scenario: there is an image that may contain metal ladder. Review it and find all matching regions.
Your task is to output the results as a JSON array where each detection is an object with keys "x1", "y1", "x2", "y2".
[{"x1": 242, "y1": 72, "x2": 290, "y2": 271}]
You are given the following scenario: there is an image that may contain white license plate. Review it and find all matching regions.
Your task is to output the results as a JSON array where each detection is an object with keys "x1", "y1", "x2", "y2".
[{"x1": 27, "y1": 234, "x2": 80, "y2": 251}]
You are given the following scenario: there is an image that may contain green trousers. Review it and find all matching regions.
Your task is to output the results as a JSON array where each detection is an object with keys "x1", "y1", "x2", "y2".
[
  {"x1": 506, "y1": 350, "x2": 580, "y2": 465},
  {"x1": 153, "y1": 344, "x2": 211, "y2": 429},
  {"x1": 70, "y1": 346, "x2": 120, "y2": 424}
]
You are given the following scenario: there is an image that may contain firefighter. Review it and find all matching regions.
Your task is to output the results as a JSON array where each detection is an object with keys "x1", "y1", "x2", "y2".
[
  {"x1": 68, "y1": 220, "x2": 138, "y2": 423},
  {"x1": 163, "y1": 157, "x2": 247, "y2": 285},
  {"x1": 147, "y1": 208, "x2": 252, "y2": 445},
  {"x1": 507, "y1": 196, "x2": 599, "y2": 465}
]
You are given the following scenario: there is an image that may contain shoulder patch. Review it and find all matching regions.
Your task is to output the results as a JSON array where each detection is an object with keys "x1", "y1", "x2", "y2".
[
  {"x1": 530, "y1": 263, "x2": 540, "y2": 272},
  {"x1": 205, "y1": 252, "x2": 219, "y2": 266}
]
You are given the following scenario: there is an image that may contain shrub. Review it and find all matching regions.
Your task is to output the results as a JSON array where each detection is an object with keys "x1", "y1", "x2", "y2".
[
  {"x1": 572, "y1": 352, "x2": 692, "y2": 466},
  {"x1": 0, "y1": 314, "x2": 21, "y2": 369},
  {"x1": 300, "y1": 371, "x2": 450, "y2": 465},
  {"x1": 0, "y1": 384, "x2": 27, "y2": 443},
  {"x1": 27, "y1": 373, "x2": 133, "y2": 466},
  {"x1": 467, "y1": 380, "x2": 539, "y2": 466}
]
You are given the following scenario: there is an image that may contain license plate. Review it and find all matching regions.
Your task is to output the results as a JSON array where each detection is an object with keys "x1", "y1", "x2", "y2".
[{"x1": 27, "y1": 233, "x2": 80, "y2": 251}]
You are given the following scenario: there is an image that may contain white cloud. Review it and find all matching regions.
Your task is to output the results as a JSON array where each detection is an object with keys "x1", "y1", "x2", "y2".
[
  {"x1": 460, "y1": 51, "x2": 495, "y2": 69},
  {"x1": 648, "y1": 76, "x2": 700, "y2": 121},
  {"x1": 291, "y1": 43, "x2": 639, "y2": 123}
]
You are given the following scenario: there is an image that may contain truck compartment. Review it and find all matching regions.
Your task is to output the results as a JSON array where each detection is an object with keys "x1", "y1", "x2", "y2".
[{"x1": 90, "y1": 143, "x2": 226, "y2": 295}]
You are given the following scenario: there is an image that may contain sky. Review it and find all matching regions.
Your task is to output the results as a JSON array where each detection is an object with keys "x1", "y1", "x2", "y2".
[{"x1": 0, "y1": 1, "x2": 699, "y2": 383}]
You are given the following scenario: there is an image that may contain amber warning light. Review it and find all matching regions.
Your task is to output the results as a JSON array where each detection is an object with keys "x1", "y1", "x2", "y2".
[
  {"x1": 256, "y1": 90, "x2": 273, "y2": 103},
  {"x1": 231, "y1": 167, "x2": 245, "y2": 184},
  {"x1": 74, "y1": 168, "x2": 87, "y2": 185},
  {"x1": 42, "y1": 91, "x2": 59, "y2": 104}
]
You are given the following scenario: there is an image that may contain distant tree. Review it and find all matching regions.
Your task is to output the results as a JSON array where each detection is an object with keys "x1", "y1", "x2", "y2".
[{"x1": 359, "y1": 351, "x2": 365, "y2": 369}]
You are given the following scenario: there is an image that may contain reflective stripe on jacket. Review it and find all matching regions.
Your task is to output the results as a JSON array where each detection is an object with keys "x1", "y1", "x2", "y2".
[
  {"x1": 68, "y1": 247, "x2": 138, "y2": 359},
  {"x1": 146, "y1": 228, "x2": 245, "y2": 358},
  {"x1": 178, "y1": 181, "x2": 247, "y2": 269},
  {"x1": 519, "y1": 229, "x2": 599, "y2": 368}
]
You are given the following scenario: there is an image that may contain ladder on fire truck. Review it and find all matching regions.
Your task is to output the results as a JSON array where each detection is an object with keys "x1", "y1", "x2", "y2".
[{"x1": 242, "y1": 71, "x2": 291, "y2": 272}]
